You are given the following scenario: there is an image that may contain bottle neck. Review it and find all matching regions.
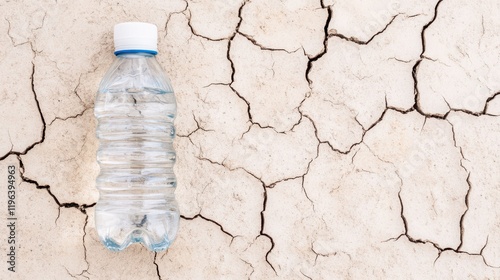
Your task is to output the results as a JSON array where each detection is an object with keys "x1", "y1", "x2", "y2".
[{"x1": 114, "y1": 49, "x2": 158, "y2": 57}]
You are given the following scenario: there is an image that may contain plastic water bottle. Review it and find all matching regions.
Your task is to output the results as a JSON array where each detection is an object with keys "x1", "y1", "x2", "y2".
[{"x1": 94, "y1": 22, "x2": 179, "y2": 251}]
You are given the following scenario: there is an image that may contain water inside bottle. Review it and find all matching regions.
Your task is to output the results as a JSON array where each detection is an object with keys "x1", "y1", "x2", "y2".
[{"x1": 94, "y1": 88, "x2": 179, "y2": 251}]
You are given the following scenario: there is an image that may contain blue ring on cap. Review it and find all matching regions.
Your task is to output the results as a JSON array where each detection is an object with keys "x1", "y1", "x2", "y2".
[{"x1": 114, "y1": 49, "x2": 158, "y2": 56}]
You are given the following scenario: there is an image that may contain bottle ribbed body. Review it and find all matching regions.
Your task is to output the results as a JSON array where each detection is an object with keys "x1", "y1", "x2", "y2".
[{"x1": 94, "y1": 54, "x2": 179, "y2": 251}]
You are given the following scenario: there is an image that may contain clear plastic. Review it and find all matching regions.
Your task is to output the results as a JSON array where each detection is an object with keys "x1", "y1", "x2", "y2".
[{"x1": 94, "y1": 52, "x2": 179, "y2": 251}]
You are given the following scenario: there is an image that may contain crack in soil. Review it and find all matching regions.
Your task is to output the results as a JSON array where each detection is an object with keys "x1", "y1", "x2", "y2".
[
  {"x1": 384, "y1": 155, "x2": 498, "y2": 269},
  {"x1": 304, "y1": 4, "x2": 332, "y2": 86},
  {"x1": 412, "y1": 0, "x2": 445, "y2": 115},
  {"x1": 194, "y1": 156, "x2": 278, "y2": 274},
  {"x1": 329, "y1": 13, "x2": 401, "y2": 45},
  {"x1": 153, "y1": 252, "x2": 163, "y2": 280},
  {"x1": 483, "y1": 92, "x2": 500, "y2": 114},
  {"x1": 0, "y1": 59, "x2": 46, "y2": 160},
  {"x1": 18, "y1": 156, "x2": 96, "y2": 221},
  {"x1": 447, "y1": 119, "x2": 472, "y2": 252},
  {"x1": 181, "y1": 213, "x2": 235, "y2": 241},
  {"x1": 48, "y1": 107, "x2": 90, "y2": 126},
  {"x1": 78, "y1": 213, "x2": 91, "y2": 279}
]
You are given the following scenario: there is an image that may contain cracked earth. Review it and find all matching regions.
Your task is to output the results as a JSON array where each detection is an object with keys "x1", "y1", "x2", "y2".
[{"x1": 1, "y1": 0, "x2": 499, "y2": 279}]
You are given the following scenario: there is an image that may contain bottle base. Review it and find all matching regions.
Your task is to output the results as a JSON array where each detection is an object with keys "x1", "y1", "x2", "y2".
[
  {"x1": 95, "y1": 207, "x2": 179, "y2": 252},
  {"x1": 101, "y1": 234, "x2": 172, "y2": 252}
]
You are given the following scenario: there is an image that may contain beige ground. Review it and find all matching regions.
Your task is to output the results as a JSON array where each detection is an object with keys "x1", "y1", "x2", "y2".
[{"x1": 1, "y1": 0, "x2": 500, "y2": 279}]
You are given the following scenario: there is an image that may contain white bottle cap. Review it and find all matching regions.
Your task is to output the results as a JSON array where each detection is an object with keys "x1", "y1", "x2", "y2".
[{"x1": 114, "y1": 22, "x2": 158, "y2": 54}]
